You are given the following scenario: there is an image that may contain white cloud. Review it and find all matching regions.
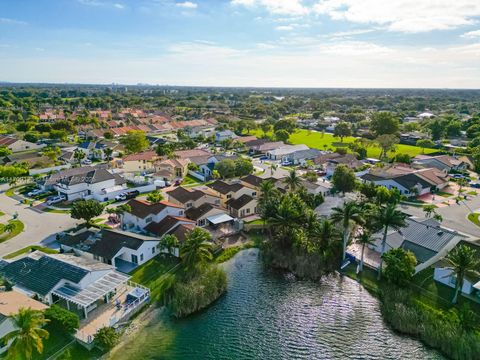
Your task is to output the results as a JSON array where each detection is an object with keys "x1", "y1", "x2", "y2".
[
  {"x1": 327, "y1": 29, "x2": 375, "y2": 38},
  {"x1": 462, "y1": 30, "x2": 480, "y2": 38},
  {"x1": 231, "y1": 0, "x2": 309, "y2": 16},
  {"x1": 176, "y1": 1, "x2": 198, "y2": 9},
  {"x1": 313, "y1": 0, "x2": 480, "y2": 33},
  {"x1": 0, "y1": 17, "x2": 27, "y2": 25},
  {"x1": 78, "y1": 0, "x2": 125, "y2": 9},
  {"x1": 275, "y1": 25, "x2": 295, "y2": 31}
]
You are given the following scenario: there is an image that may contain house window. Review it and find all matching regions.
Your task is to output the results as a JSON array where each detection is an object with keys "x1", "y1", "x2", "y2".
[
  {"x1": 131, "y1": 254, "x2": 138, "y2": 264},
  {"x1": 140, "y1": 254, "x2": 144, "y2": 262},
  {"x1": 186, "y1": 203, "x2": 192, "y2": 208},
  {"x1": 252, "y1": 192, "x2": 257, "y2": 197},
  {"x1": 145, "y1": 217, "x2": 153, "y2": 223},
  {"x1": 178, "y1": 210, "x2": 184, "y2": 216},
  {"x1": 215, "y1": 199, "x2": 220, "y2": 205},
  {"x1": 226, "y1": 194, "x2": 232, "y2": 199},
  {"x1": 199, "y1": 219, "x2": 206, "y2": 226},
  {"x1": 93, "y1": 255, "x2": 100, "y2": 261},
  {"x1": 246, "y1": 208, "x2": 250, "y2": 214},
  {"x1": 152, "y1": 247, "x2": 155, "y2": 254}
]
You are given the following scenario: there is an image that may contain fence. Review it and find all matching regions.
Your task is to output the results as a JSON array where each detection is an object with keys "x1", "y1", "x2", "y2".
[{"x1": 29, "y1": 164, "x2": 71, "y2": 175}]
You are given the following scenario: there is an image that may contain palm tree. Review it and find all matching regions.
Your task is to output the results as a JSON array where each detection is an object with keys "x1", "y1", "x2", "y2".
[
  {"x1": 180, "y1": 228, "x2": 213, "y2": 272},
  {"x1": 103, "y1": 147, "x2": 113, "y2": 161},
  {"x1": 372, "y1": 203, "x2": 407, "y2": 279},
  {"x1": 445, "y1": 244, "x2": 480, "y2": 304},
  {"x1": 422, "y1": 204, "x2": 437, "y2": 218},
  {"x1": 330, "y1": 201, "x2": 364, "y2": 262},
  {"x1": 73, "y1": 149, "x2": 85, "y2": 165},
  {"x1": 1, "y1": 308, "x2": 49, "y2": 360},
  {"x1": 283, "y1": 169, "x2": 301, "y2": 191},
  {"x1": 2, "y1": 222, "x2": 16, "y2": 234},
  {"x1": 267, "y1": 195, "x2": 303, "y2": 248},
  {"x1": 356, "y1": 231, "x2": 375, "y2": 273},
  {"x1": 269, "y1": 163, "x2": 278, "y2": 176}
]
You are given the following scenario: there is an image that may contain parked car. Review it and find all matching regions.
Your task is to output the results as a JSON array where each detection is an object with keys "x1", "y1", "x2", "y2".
[
  {"x1": 281, "y1": 160, "x2": 292, "y2": 166},
  {"x1": 82, "y1": 159, "x2": 92, "y2": 165},
  {"x1": 27, "y1": 189, "x2": 44, "y2": 197},
  {"x1": 451, "y1": 174, "x2": 467, "y2": 179},
  {"x1": 470, "y1": 182, "x2": 480, "y2": 188},
  {"x1": 174, "y1": 179, "x2": 182, "y2": 186},
  {"x1": 46, "y1": 195, "x2": 66, "y2": 205},
  {"x1": 115, "y1": 190, "x2": 140, "y2": 202}
]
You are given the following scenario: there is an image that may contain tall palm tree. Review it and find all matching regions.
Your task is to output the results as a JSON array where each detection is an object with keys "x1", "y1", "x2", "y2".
[
  {"x1": 372, "y1": 203, "x2": 407, "y2": 279},
  {"x1": 103, "y1": 147, "x2": 113, "y2": 161},
  {"x1": 180, "y1": 228, "x2": 213, "y2": 272},
  {"x1": 330, "y1": 201, "x2": 364, "y2": 262},
  {"x1": 2, "y1": 222, "x2": 16, "y2": 234},
  {"x1": 269, "y1": 163, "x2": 278, "y2": 176},
  {"x1": 356, "y1": 231, "x2": 375, "y2": 273},
  {"x1": 1, "y1": 308, "x2": 49, "y2": 360},
  {"x1": 445, "y1": 244, "x2": 480, "y2": 304},
  {"x1": 267, "y1": 195, "x2": 303, "y2": 248},
  {"x1": 283, "y1": 169, "x2": 301, "y2": 192}
]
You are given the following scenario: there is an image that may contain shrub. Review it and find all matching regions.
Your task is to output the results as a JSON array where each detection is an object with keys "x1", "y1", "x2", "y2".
[
  {"x1": 94, "y1": 326, "x2": 119, "y2": 350},
  {"x1": 45, "y1": 304, "x2": 80, "y2": 334},
  {"x1": 382, "y1": 248, "x2": 417, "y2": 286},
  {"x1": 171, "y1": 266, "x2": 227, "y2": 318}
]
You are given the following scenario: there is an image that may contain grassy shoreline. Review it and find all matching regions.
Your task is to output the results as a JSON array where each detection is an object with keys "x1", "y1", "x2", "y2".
[{"x1": 341, "y1": 264, "x2": 480, "y2": 360}]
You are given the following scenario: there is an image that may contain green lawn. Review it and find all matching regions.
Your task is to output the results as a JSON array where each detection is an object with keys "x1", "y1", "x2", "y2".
[
  {"x1": 255, "y1": 129, "x2": 437, "y2": 158},
  {"x1": 0, "y1": 220, "x2": 24, "y2": 243},
  {"x1": 4, "y1": 245, "x2": 59, "y2": 259},
  {"x1": 43, "y1": 207, "x2": 71, "y2": 214},
  {"x1": 0, "y1": 211, "x2": 4, "y2": 216},
  {"x1": 130, "y1": 254, "x2": 180, "y2": 301},
  {"x1": 468, "y1": 213, "x2": 480, "y2": 227},
  {"x1": 182, "y1": 174, "x2": 201, "y2": 185}
]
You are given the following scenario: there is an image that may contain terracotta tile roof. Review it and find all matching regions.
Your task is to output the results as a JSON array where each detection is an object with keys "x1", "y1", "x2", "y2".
[{"x1": 123, "y1": 151, "x2": 157, "y2": 162}]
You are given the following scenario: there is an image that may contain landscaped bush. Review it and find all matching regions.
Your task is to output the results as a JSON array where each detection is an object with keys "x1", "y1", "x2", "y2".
[
  {"x1": 45, "y1": 304, "x2": 80, "y2": 334},
  {"x1": 94, "y1": 326, "x2": 119, "y2": 350}
]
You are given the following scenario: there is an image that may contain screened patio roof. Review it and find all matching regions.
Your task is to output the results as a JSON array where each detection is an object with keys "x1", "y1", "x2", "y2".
[
  {"x1": 207, "y1": 213, "x2": 234, "y2": 225},
  {"x1": 52, "y1": 271, "x2": 130, "y2": 308}
]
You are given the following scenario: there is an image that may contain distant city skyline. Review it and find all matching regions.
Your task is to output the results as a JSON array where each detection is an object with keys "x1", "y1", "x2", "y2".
[{"x1": 1, "y1": 0, "x2": 480, "y2": 88}]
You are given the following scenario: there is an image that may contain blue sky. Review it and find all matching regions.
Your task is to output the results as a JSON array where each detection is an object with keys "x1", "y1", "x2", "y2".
[{"x1": 1, "y1": 0, "x2": 480, "y2": 88}]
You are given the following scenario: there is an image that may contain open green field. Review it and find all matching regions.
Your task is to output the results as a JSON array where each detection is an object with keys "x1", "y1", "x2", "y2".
[{"x1": 254, "y1": 129, "x2": 437, "y2": 159}]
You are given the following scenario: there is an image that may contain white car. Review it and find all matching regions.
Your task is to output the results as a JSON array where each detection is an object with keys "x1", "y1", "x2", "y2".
[
  {"x1": 27, "y1": 189, "x2": 44, "y2": 197},
  {"x1": 82, "y1": 159, "x2": 92, "y2": 165},
  {"x1": 47, "y1": 195, "x2": 66, "y2": 205}
]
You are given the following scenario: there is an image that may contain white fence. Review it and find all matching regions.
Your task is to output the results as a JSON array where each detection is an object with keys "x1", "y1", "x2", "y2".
[
  {"x1": 29, "y1": 164, "x2": 71, "y2": 176},
  {"x1": 188, "y1": 170, "x2": 207, "y2": 182}
]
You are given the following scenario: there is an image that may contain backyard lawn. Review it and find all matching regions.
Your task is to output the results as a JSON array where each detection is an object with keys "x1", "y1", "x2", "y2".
[
  {"x1": 255, "y1": 129, "x2": 437, "y2": 159},
  {"x1": 130, "y1": 254, "x2": 180, "y2": 301}
]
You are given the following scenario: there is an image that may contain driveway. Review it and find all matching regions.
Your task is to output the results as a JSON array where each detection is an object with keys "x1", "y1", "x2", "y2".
[
  {"x1": 0, "y1": 187, "x2": 79, "y2": 257},
  {"x1": 400, "y1": 195, "x2": 480, "y2": 239}
]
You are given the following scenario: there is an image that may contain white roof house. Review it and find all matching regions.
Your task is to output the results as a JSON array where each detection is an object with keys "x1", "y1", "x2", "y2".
[{"x1": 266, "y1": 144, "x2": 309, "y2": 160}]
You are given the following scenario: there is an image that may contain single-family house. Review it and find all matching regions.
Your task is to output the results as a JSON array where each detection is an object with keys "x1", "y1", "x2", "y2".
[
  {"x1": 360, "y1": 166, "x2": 449, "y2": 196},
  {"x1": 226, "y1": 194, "x2": 258, "y2": 218},
  {"x1": 215, "y1": 130, "x2": 238, "y2": 143},
  {"x1": 0, "y1": 135, "x2": 45, "y2": 153},
  {"x1": 207, "y1": 180, "x2": 257, "y2": 207},
  {"x1": 413, "y1": 155, "x2": 470, "y2": 172},
  {"x1": 43, "y1": 166, "x2": 127, "y2": 201},
  {"x1": 122, "y1": 198, "x2": 185, "y2": 231},
  {"x1": 1, "y1": 152, "x2": 52, "y2": 168},
  {"x1": 313, "y1": 153, "x2": 363, "y2": 176},
  {"x1": 122, "y1": 151, "x2": 159, "y2": 173},
  {"x1": 154, "y1": 158, "x2": 189, "y2": 181},
  {"x1": 144, "y1": 215, "x2": 195, "y2": 241},
  {"x1": 370, "y1": 217, "x2": 465, "y2": 272},
  {"x1": 0, "y1": 252, "x2": 132, "y2": 320},
  {"x1": 166, "y1": 186, "x2": 221, "y2": 209},
  {"x1": 185, "y1": 203, "x2": 231, "y2": 227},
  {"x1": 60, "y1": 228, "x2": 162, "y2": 272},
  {"x1": 244, "y1": 139, "x2": 284, "y2": 155},
  {"x1": 266, "y1": 144, "x2": 309, "y2": 161},
  {"x1": 0, "y1": 291, "x2": 48, "y2": 354}
]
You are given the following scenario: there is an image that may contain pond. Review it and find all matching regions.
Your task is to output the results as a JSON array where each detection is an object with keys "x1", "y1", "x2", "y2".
[{"x1": 111, "y1": 249, "x2": 443, "y2": 359}]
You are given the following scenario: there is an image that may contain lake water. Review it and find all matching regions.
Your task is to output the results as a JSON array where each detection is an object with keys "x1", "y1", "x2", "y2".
[{"x1": 111, "y1": 249, "x2": 443, "y2": 359}]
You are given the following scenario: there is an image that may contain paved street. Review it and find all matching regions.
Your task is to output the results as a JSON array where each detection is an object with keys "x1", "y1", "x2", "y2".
[
  {"x1": 401, "y1": 195, "x2": 480, "y2": 239},
  {"x1": 252, "y1": 159, "x2": 290, "y2": 179},
  {"x1": 0, "y1": 186, "x2": 79, "y2": 257}
]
